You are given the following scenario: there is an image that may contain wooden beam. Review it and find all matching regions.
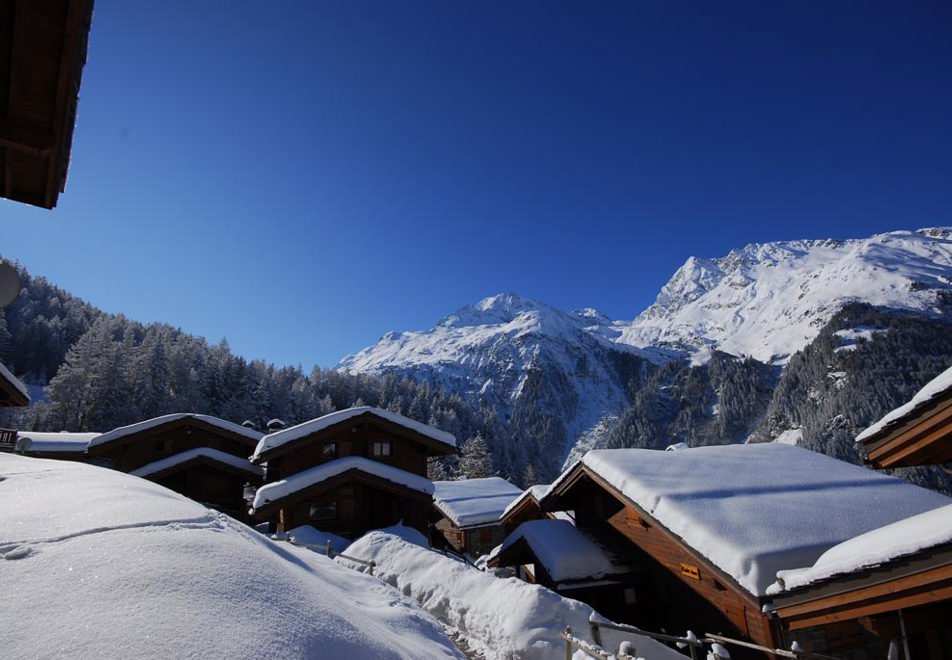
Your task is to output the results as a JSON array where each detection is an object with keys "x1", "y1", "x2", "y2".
[
  {"x1": 0, "y1": 116, "x2": 53, "y2": 157},
  {"x1": 785, "y1": 582, "x2": 952, "y2": 630}
]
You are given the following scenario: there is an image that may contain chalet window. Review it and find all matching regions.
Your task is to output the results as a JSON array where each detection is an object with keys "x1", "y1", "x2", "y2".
[
  {"x1": 372, "y1": 441, "x2": 392, "y2": 458},
  {"x1": 322, "y1": 442, "x2": 337, "y2": 457},
  {"x1": 309, "y1": 500, "x2": 337, "y2": 521}
]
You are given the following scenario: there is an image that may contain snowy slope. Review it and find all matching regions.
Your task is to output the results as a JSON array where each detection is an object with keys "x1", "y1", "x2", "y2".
[
  {"x1": 0, "y1": 454, "x2": 461, "y2": 659},
  {"x1": 619, "y1": 228, "x2": 952, "y2": 364}
]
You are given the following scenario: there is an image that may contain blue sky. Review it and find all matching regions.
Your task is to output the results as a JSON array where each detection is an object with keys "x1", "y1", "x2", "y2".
[{"x1": 2, "y1": 1, "x2": 950, "y2": 369}]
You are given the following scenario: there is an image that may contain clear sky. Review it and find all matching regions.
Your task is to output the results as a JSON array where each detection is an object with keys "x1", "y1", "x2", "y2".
[{"x1": 2, "y1": 1, "x2": 950, "y2": 369}]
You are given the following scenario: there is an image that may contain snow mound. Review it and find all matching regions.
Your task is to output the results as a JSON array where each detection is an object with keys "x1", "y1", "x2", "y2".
[
  {"x1": 340, "y1": 528, "x2": 683, "y2": 660},
  {"x1": 0, "y1": 454, "x2": 461, "y2": 659}
]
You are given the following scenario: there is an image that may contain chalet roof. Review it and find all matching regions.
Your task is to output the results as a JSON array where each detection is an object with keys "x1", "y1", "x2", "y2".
[
  {"x1": 769, "y1": 502, "x2": 952, "y2": 595},
  {"x1": 495, "y1": 519, "x2": 624, "y2": 583},
  {"x1": 0, "y1": 0, "x2": 94, "y2": 209},
  {"x1": 16, "y1": 431, "x2": 98, "y2": 453},
  {"x1": 251, "y1": 456, "x2": 434, "y2": 512},
  {"x1": 500, "y1": 483, "x2": 551, "y2": 521},
  {"x1": 857, "y1": 364, "x2": 952, "y2": 444},
  {"x1": 88, "y1": 413, "x2": 263, "y2": 449},
  {"x1": 130, "y1": 447, "x2": 264, "y2": 480},
  {"x1": 545, "y1": 444, "x2": 951, "y2": 597},
  {"x1": 0, "y1": 361, "x2": 29, "y2": 406},
  {"x1": 251, "y1": 407, "x2": 456, "y2": 461},
  {"x1": 432, "y1": 477, "x2": 523, "y2": 529}
]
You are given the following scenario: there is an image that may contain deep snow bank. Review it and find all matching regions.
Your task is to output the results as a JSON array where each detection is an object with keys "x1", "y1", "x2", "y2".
[{"x1": 340, "y1": 528, "x2": 683, "y2": 660}]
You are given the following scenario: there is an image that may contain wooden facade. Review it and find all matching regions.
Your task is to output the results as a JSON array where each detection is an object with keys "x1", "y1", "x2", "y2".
[
  {"x1": 86, "y1": 415, "x2": 259, "y2": 473},
  {"x1": 772, "y1": 545, "x2": 952, "y2": 658},
  {"x1": 432, "y1": 516, "x2": 507, "y2": 557},
  {"x1": 499, "y1": 486, "x2": 552, "y2": 535},
  {"x1": 85, "y1": 414, "x2": 262, "y2": 516},
  {"x1": 0, "y1": 0, "x2": 94, "y2": 208},
  {"x1": 253, "y1": 410, "x2": 454, "y2": 483},
  {"x1": 251, "y1": 408, "x2": 455, "y2": 539},
  {"x1": 543, "y1": 465, "x2": 780, "y2": 654}
]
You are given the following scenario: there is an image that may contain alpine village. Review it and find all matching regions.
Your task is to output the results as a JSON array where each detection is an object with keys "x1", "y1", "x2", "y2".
[{"x1": 2, "y1": 3, "x2": 951, "y2": 660}]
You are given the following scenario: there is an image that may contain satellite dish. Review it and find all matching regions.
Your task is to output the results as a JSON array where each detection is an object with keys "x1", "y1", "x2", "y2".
[{"x1": 0, "y1": 262, "x2": 21, "y2": 308}]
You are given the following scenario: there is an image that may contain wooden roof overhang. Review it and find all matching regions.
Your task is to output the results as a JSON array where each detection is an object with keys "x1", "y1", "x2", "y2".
[
  {"x1": 859, "y1": 390, "x2": 952, "y2": 469},
  {"x1": 499, "y1": 492, "x2": 544, "y2": 527},
  {"x1": 0, "y1": 369, "x2": 29, "y2": 406},
  {"x1": 1, "y1": 0, "x2": 94, "y2": 209},
  {"x1": 253, "y1": 411, "x2": 456, "y2": 465},
  {"x1": 543, "y1": 462, "x2": 765, "y2": 609},
  {"x1": 252, "y1": 467, "x2": 433, "y2": 520},
  {"x1": 771, "y1": 544, "x2": 952, "y2": 631},
  {"x1": 87, "y1": 416, "x2": 260, "y2": 456},
  {"x1": 137, "y1": 453, "x2": 263, "y2": 484}
]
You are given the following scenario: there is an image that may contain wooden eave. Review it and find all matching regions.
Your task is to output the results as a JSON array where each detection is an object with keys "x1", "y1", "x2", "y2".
[
  {"x1": 499, "y1": 493, "x2": 542, "y2": 527},
  {"x1": 252, "y1": 467, "x2": 433, "y2": 519},
  {"x1": 860, "y1": 393, "x2": 952, "y2": 469},
  {"x1": 1, "y1": 0, "x2": 94, "y2": 209},
  {"x1": 254, "y1": 411, "x2": 455, "y2": 464},
  {"x1": 86, "y1": 416, "x2": 259, "y2": 456},
  {"x1": 138, "y1": 453, "x2": 263, "y2": 483},
  {"x1": 771, "y1": 545, "x2": 952, "y2": 630},
  {"x1": 0, "y1": 371, "x2": 29, "y2": 407},
  {"x1": 544, "y1": 462, "x2": 764, "y2": 609}
]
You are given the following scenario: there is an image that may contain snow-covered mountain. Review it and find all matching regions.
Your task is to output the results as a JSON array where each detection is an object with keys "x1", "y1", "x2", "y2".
[
  {"x1": 338, "y1": 228, "x2": 952, "y2": 478},
  {"x1": 617, "y1": 228, "x2": 952, "y2": 364}
]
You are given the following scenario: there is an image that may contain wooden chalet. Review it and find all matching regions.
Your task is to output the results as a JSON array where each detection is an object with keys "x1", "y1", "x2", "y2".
[
  {"x1": 86, "y1": 413, "x2": 263, "y2": 518},
  {"x1": 0, "y1": 360, "x2": 29, "y2": 453},
  {"x1": 488, "y1": 518, "x2": 650, "y2": 625},
  {"x1": 857, "y1": 365, "x2": 952, "y2": 470},
  {"x1": 770, "y1": 503, "x2": 952, "y2": 659},
  {"x1": 249, "y1": 407, "x2": 456, "y2": 538},
  {"x1": 539, "y1": 444, "x2": 951, "y2": 657},
  {"x1": 431, "y1": 477, "x2": 522, "y2": 556},
  {"x1": 1, "y1": 0, "x2": 94, "y2": 209}
]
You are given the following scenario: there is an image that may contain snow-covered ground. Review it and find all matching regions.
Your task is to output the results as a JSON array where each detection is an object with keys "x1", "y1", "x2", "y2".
[
  {"x1": 0, "y1": 454, "x2": 461, "y2": 659},
  {"x1": 340, "y1": 527, "x2": 684, "y2": 660}
]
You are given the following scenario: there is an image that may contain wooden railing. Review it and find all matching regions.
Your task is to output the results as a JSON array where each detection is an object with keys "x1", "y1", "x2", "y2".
[
  {"x1": 0, "y1": 428, "x2": 17, "y2": 452},
  {"x1": 281, "y1": 536, "x2": 377, "y2": 575}
]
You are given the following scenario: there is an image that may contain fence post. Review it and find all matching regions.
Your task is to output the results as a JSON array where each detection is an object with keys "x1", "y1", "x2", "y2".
[
  {"x1": 590, "y1": 619, "x2": 602, "y2": 647},
  {"x1": 369, "y1": 561, "x2": 376, "y2": 576},
  {"x1": 565, "y1": 626, "x2": 573, "y2": 660},
  {"x1": 326, "y1": 540, "x2": 333, "y2": 559}
]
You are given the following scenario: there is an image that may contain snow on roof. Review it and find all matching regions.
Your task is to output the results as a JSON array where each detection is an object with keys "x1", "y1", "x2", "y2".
[
  {"x1": 285, "y1": 525, "x2": 352, "y2": 555},
  {"x1": 252, "y1": 406, "x2": 456, "y2": 460},
  {"x1": 0, "y1": 359, "x2": 29, "y2": 401},
  {"x1": 0, "y1": 454, "x2": 460, "y2": 659},
  {"x1": 88, "y1": 413, "x2": 262, "y2": 448},
  {"x1": 769, "y1": 502, "x2": 952, "y2": 595},
  {"x1": 857, "y1": 364, "x2": 952, "y2": 442},
  {"x1": 253, "y1": 456, "x2": 434, "y2": 511},
  {"x1": 560, "y1": 443, "x2": 951, "y2": 597},
  {"x1": 130, "y1": 447, "x2": 264, "y2": 479},
  {"x1": 341, "y1": 527, "x2": 684, "y2": 660},
  {"x1": 499, "y1": 519, "x2": 622, "y2": 582},
  {"x1": 15, "y1": 431, "x2": 99, "y2": 453},
  {"x1": 432, "y1": 477, "x2": 523, "y2": 528},
  {"x1": 501, "y1": 483, "x2": 551, "y2": 520}
]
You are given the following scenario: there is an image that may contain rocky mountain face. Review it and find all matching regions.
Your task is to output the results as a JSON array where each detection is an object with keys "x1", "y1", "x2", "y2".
[{"x1": 340, "y1": 229, "x2": 952, "y2": 487}]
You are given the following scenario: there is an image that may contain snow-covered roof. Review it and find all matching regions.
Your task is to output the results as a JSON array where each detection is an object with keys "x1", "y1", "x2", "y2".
[
  {"x1": 0, "y1": 454, "x2": 460, "y2": 658},
  {"x1": 501, "y1": 483, "x2": 551, "y2": 520},
  {"x1": 88, "y1": 413, "x2": 262, "y2": 448},
  {"x1": 285, "y1": 525, "x2": 351, "y2": 555},
  {"x1": 769, "y1": 502, "x2": 952, "y2": 595},
  {"x1": 432, "y1": 477, "x2": 523, "y2": 528},
  {"x1": 252, "y1": 406, "x2": 457, "y2": 460},
  {"x1": 130, "y1": 447, "x2": 264, "y2": 479},
  {"x1": 552, "y1": 443, "x2": 951, "y2": 597},
  {"x1": 15, "y1": 431, "x2": 98, "y2": 453},
  {"x1": 0, "y1": 360, "x2": 29, "y2": 403},
  {"x1": 856, "y1": 364, "x2": 952, "y2": 443},
  {"x1": 498, "y1": 519, "x2": 622, "y2": 582},
  {"x1": 252, "y1": 456, "x2": 434, "y2": 511}
]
